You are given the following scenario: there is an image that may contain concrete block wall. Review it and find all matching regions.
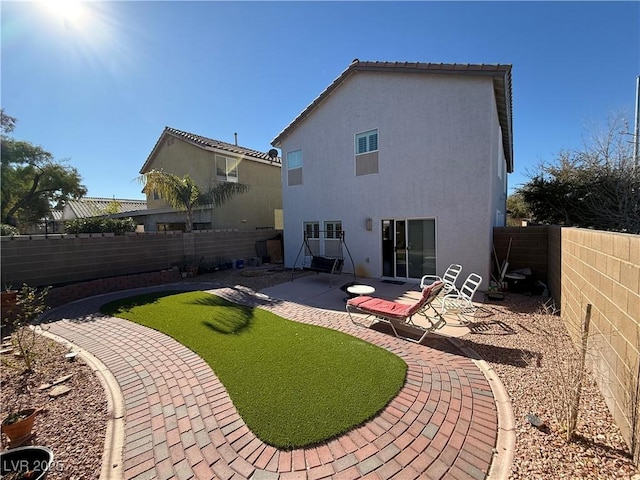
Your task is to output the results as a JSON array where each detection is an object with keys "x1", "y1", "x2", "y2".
[
  {"x1": 1, "y1": 230, "x2": 281, "y2": 289},
  {"x1": 558, "y1": 228, "x2": 639, "y2": 463},
  {"x1": 193, "y1": 230, "x2": 282, "y2": 264},
  {"x1": 495, "y1": 225, "x2": 639, "y2": 463},
  {"x1": 493, "y1": 226, "x2": 549, "y2": 282},
  {"x1": 547, "y1": 226, "x2": 563, "y2": 307},
  {"x1": 46, "y1": 267, "x2": 183, "y2": 307}
]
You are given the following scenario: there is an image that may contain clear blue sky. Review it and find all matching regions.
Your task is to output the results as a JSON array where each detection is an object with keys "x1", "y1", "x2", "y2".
[{"x1": 2, "y1": 1, "x2": 639, "y2": 200}]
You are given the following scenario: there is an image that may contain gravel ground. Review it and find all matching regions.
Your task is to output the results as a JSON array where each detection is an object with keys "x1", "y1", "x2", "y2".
[
  {"x1": 459, "y1": 294, "x2": 639, "y2": 480},
  {"x1": 1, "y1": 266, "x2": 637, "y2": 479},
  {"x1": 0, "y1": 333, "x2": 107, "y2": 479}
]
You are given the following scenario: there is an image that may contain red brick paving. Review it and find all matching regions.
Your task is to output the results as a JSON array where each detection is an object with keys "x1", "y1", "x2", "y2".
[{"x1": 42, "y1": 283, "x2": 501, "y2": 479}]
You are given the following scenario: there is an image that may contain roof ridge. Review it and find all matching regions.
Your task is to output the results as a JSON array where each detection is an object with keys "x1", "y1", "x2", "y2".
[
  {"x1": 165, "y1": 126, "x2": 280, "y2": 162},
  {"x1": 75, "y1": 197, "x2": 146, "y2": 202}
]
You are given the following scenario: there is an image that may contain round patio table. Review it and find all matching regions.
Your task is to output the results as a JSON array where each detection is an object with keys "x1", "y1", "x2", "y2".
[{"x1": 346, "y1": 284, "x2": 376, "y2": 297}]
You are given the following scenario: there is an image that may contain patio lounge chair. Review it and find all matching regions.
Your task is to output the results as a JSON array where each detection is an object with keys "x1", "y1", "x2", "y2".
[
  {"x1": 440, "y1": 273, "x2": 482, "y2": 325},
  {"x1": 346, "y1": 281, "x2": 446, "y2": 343},
  {"x1": 420, "y1": 263, "x2": 462, "y2": 295}
]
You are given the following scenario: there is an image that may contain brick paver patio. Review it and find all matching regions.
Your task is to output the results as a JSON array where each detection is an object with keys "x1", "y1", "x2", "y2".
[{"x1": 41, "y1": 282, "x2": 502, "y2": 480}]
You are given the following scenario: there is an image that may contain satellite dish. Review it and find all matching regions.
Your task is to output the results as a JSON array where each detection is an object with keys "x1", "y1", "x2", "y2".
[{"x1": 268, "y1": 149, "x2": 278, "y2": 160}]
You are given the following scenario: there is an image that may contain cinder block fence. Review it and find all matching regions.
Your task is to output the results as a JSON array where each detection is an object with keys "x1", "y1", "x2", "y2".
[
  {"x1": 1, "y1": 230, "x2": 282, "y2": 306},
  {"x1": 495, "y1": 226, "x2": 639, "y2": 465}
]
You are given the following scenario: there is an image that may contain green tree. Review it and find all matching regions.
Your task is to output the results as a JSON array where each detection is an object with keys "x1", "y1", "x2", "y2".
[
  {"x1": 518, "y1": 114, "x2": 639, "y2": 234},
  {"x1": 1, "y1": 110, "x2": 87, "y2": 228},
  {"x1": 506, "y1": 191, "x2": 530, "y2": 225},
  {"x1": 102, "y1": 200, "x2": 122, "y2": 215},
  {"x1": 138, "y1": 169, "x2": 249, "y2": 232}
]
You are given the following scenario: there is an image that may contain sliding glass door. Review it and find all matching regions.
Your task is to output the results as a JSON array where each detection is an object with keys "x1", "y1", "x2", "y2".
[{"x1": 382, "y1": 219, "x2": 436, "y2": 280}]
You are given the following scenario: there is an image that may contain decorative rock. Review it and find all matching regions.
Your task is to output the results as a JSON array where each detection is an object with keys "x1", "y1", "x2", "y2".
[
  {"x1": 48, "y1": 385, "x2": 72, "y2": 398},
  {"x1": 65, "y1": 352, "x2": 78, "y2": 362},
  {"x1": 52, "y1": 374, "x2": 74, "y2": 385},
  {"x1": 526, "y1": 413, "x2": 544, "y2": 428}
]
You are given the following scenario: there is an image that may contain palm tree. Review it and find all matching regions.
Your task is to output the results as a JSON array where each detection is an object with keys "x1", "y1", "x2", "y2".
[{"x1": 139, "y1": 170, "x2": 249, "y2": 232}]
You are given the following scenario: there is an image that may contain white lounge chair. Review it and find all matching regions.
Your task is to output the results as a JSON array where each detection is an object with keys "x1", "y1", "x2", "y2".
[
  {"x1": 420, "y1": 264, "x2": 462, "y2": 295},
  {"x1": 440, "y1": 273, "x2": 482, "y2": 325}
]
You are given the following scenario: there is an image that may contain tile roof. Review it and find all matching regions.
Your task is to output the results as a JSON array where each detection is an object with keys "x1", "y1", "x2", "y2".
[
  {"x1": 271, "y1": 59, "x2": 514, "y2": 172},
  {"x1": 140, "y1": 127, "x2": 281, "y2": 174},
  {"x1": 62, "y1": 197, "x2": 147, "y2": 219}
]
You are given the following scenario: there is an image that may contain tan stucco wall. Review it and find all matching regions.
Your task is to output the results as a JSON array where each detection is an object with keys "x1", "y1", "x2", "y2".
[{"x1": 144, "y1": 137, "x2": 282, "y2": 230}]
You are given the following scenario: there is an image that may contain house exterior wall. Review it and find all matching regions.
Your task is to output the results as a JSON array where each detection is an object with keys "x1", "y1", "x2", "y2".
[
  {"x1": 279, "y1": 72, "x2": 507, "y2": 287},
  {"x1": 144, "y1": 138, "x2": 282, "y2": 230}
]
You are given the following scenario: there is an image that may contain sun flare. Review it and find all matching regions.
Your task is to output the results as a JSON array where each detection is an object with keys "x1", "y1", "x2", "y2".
[{"x1": 42, "y1": 0, "x2": 85, "y2": 26}]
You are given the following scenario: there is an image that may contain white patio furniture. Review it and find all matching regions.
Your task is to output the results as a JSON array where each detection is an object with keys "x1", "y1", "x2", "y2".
[
  {"x1": 440, "y1": 273, "x2": 483, "y2": 325},
  {"x1": 420, "y1": 264, "x2": 463, "y2": 296}
]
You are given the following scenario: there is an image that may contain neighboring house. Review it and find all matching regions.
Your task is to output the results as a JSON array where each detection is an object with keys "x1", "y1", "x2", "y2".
[
  {"x1": 271, "y1": 60, "x2": 513, "y2": 288},
  {"x1": 38, "y1": 197, "x2": 147, "y2": 234},
  {"x1": 139, "y1": 127, "x2": 282, "y2": 232},
  {"x1": 60, "y1": 197, "x2": 147, "y2": 221}
]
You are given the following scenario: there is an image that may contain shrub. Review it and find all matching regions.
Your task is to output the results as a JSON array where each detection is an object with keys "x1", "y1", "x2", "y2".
[
  {"x1": 64, "y1": 217, "x2": 136, "y2": 235},
  {"x1": 0, "y1": 224, "x2": 19, "y2": 236}
]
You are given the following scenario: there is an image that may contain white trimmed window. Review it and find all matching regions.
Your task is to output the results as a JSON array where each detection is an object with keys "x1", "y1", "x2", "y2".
[
  {"x1": 216, "y1": 155, "x2": 239, "y2": 182},
  {"x1": 287, "y1": 149, "x2": 302, "y2": 169},
  {"x1": 324, "y1": 221, "x2": 342, "y2": 239},
  {"x1": 303, "y1": 221, "x2": 319, "y2": 256},
  {"x1": 287, "y1": 149, "x2": 303, "y2": 186},
  {"x1": 304, "y1": 222, "x2": 320, "y2": 239},
  {"x1": 355, "y1": 129, "x2": 378, "y2": 155}
]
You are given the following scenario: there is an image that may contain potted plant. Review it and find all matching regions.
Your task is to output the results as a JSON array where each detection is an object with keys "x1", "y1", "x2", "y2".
[
  {"x1": 1, "y1": 286, "x2": 19, "y2": 327},
  {"x1": 1, "y1": 286, "x2": 18, "y2": 307},
  {"x1": 1, "y1": 408, "x2": 43, "y2": 447}
]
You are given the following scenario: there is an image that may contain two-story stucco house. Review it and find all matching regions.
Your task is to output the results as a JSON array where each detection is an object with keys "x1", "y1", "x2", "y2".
[
  {"x1": 271, "y1": 60, "x2": 513, "y2": 289},
  {"x1": 139, "y1": 127, "x2": 282, "y2": 232}
]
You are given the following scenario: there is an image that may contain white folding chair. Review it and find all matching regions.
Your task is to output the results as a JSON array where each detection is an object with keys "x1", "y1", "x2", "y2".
[
  {"x1": 440, "y1": 273, "x2": 482, "y2": 325},
  {"x1": 420, "y1": 264, "x2": 462, "y2": 295}
]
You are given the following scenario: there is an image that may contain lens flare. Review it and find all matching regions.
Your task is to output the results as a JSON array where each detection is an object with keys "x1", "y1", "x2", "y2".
[{"x1": 43, "y1": 0, "x2": 85, "y2": 26}]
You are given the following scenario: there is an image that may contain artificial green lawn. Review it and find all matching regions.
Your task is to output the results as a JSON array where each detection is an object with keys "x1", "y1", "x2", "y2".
[{"x1": 100, "y1": 290, "x2": 407, "y2": 449}]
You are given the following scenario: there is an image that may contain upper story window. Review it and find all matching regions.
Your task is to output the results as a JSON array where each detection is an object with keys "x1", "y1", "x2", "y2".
[
  {"x1": 287, "y1": 149, "x2": 303, "y2": 169},
  {"x1": 355, "y1": 129, "x2": 378, "y2": 155},
  {"x1": 216, "y1": 155, "x2": 239, "y2": 183},
  {"x1": 354, "y1": 129, "x2": 379, "y2": 176},
  {"x1": 287, "y1": 149, "x2": 303, "y2": 186}
]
